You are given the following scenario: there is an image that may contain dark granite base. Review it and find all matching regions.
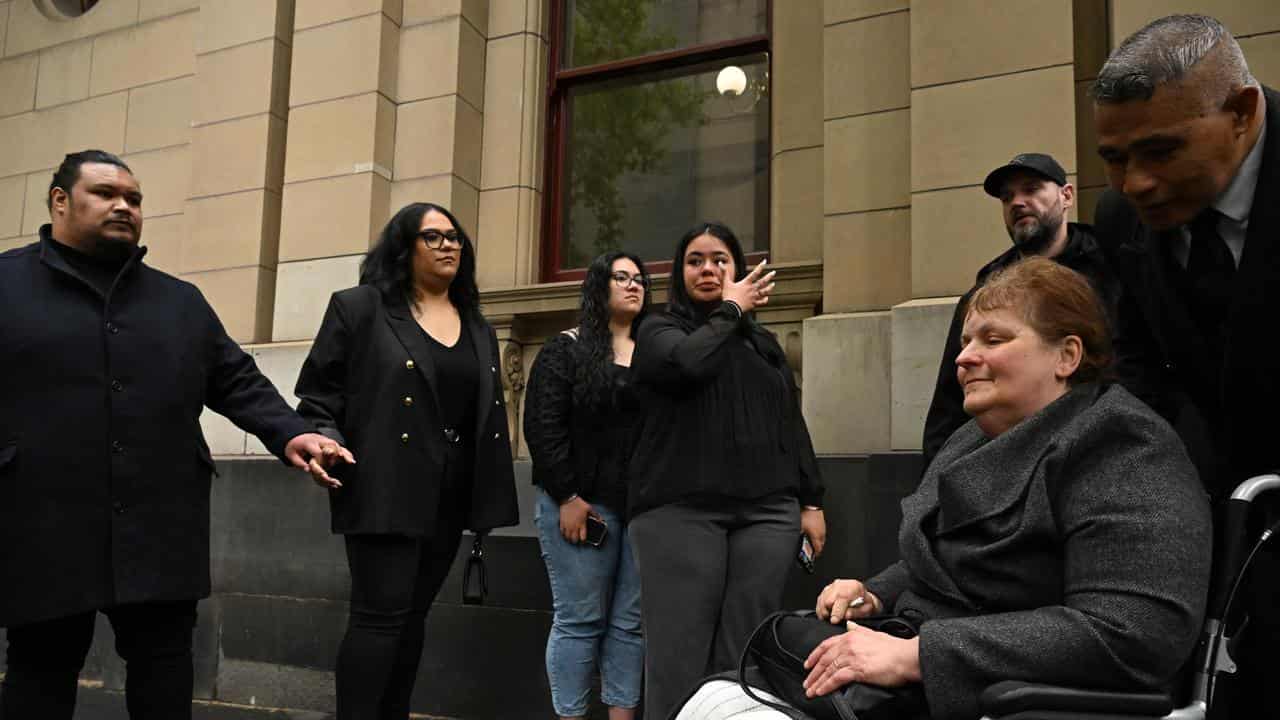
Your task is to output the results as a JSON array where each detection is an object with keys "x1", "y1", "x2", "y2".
[{"x1": 2, "y1": 453, "x2": 922, "y2": 719}]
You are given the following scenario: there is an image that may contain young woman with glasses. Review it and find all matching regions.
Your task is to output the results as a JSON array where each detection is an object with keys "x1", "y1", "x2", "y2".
[
  {"x1": 294, "y1": 202, "x2": 519, "y2": 719},
  {"x1": 627, "y1": 222, "x2": 826, "y2": 719},
  {"x1": 524, "y1": 251, "x2": 652, "y2": 720}
]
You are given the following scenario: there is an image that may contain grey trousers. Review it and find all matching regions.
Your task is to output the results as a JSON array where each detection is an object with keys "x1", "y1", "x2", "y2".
[{"x1": 628, "y1": 493, "x2": 801, "y2": 720}]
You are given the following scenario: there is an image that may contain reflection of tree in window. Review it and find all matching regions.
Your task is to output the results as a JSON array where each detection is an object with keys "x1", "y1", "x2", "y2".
[{"x1": 564, "y1": 1, "x2": 705, "y2": 268}]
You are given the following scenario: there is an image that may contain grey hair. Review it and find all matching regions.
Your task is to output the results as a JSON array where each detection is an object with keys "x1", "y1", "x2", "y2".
[{"x1": 1092, "y1": 14, "x2": 1256, "y2": 105}]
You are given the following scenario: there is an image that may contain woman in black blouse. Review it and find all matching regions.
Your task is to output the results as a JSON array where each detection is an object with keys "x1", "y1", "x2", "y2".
[
  {"x1": 628, "y1": 222, "x2": 827, "y2": 719},
  {"x1": 294, "y1": 202, "x2": 519, "y2": 719},
  {"x1": 524, "y1": 251, "x2": 651, "y2": 720}
]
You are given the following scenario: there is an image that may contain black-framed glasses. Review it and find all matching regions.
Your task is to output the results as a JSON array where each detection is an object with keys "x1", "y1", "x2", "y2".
[
  {"x1": 610, "y1": 271, "x2": 647, "y2": 289},
  {"x1": 418, "y1": 229, "x2": 461, "y2": 248}
]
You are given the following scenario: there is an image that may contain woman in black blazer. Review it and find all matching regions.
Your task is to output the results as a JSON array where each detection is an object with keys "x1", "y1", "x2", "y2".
[{"x1": 295, "y1": 202, "x2": 519, "y2": 719}]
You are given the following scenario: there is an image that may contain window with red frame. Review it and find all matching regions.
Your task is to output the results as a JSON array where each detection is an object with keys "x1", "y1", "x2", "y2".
[{"x1": 542, "y1": 0, "x2": 771, "y2": 281}]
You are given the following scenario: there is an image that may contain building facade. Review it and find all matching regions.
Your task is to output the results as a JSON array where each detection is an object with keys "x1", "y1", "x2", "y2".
[
  {"x1": 1, "y1": 0, "x2": 1278, "y2": 460},
  {"x1": 1, "y1": 0, "x2": 1278, "y2": 716}
]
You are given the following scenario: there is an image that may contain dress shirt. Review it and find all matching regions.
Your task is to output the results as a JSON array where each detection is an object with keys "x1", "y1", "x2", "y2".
[{"x1": 1173, "y1": 120, "x2": 1266, "y2": 268}]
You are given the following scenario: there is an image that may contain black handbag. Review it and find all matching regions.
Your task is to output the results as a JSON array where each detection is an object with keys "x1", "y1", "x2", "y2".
[
  {"x1": 736, "y1": 610, "x2": 928, "y2": 720},
  {"x1": 461, "y1": 533, "x2": 488, "y2": 605}
]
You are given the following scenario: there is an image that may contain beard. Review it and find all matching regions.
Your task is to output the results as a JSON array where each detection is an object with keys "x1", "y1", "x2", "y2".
[
  {"x1": 1007, "y1": 209, "x2": 1064, "y2": 256},
  {"x1": 88, "y1": 231, "x2": 139, "y2": 263}
]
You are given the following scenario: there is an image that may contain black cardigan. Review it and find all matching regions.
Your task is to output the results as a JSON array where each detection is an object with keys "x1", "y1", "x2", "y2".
[
  {"x1": 523, "y1": 333, "x2": 640, "y2": 513},
  {"x1": 294, "y1": 285, "x2": 519, "y2": 536},
  {"x1": 627, "y1": 304, "x2": 824, "y2": 516}
]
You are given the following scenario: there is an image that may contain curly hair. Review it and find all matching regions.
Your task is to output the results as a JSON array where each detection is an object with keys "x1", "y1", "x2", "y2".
[
  {"x1": 359, "y1": 202, "x2": 481, "y2": 317},
  {"x1": 572, "y1": 251, "x2": 651, "y2": 409}
]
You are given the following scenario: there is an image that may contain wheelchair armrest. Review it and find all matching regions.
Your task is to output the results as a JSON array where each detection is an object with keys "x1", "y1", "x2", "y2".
[{"x1": 980, "y1": 681, "x2": 1173, "y2": 717}]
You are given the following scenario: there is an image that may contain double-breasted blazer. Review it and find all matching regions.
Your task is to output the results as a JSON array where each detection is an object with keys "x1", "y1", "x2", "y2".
[
  {"x1": 0, "y1": 228, "x2": 309, "y2": 628},
  {"x1": 864, "y1": 383, "x2": 1212, "y2": 720},
  {"x1": 294, "y1": 284, "x2": 519, "y2": 536}
]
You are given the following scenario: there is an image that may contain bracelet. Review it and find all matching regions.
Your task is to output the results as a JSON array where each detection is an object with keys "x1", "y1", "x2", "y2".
[
  {"x1": 802, "y1": 505, "x2": 822, "y2": 511},
  {"x1": 722, "y1": 299, "x2": 744, "y2": 319},
  {"x1": 560, "y1": 493, "x2": 580, "y2": 505}
]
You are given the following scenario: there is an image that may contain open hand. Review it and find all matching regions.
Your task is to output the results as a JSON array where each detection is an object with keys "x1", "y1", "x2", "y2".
[{"x1": 721, "y1": 259, "x2": 776, "y2": 313}]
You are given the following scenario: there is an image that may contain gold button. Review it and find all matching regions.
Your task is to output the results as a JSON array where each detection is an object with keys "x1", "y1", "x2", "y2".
[
  {"x1": 403, "y1": 396, "x2": 414, "y2": 407},
  {"x1": 405, "y1": 360, "x2": 415, "y2": 369},
  {"x1": 400, "y1": 433, "x2": 409, "y2": 443}
]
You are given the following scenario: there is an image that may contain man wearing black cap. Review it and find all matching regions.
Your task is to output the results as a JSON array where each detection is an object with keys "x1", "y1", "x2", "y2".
[{"x1": 919, "y1": 153, "x2": 1119, "y2": 471}]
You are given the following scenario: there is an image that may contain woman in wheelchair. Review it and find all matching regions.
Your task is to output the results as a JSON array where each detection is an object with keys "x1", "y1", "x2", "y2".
[{"x1": 685, "y1": 258, "x2": 1213, "y2": 720}]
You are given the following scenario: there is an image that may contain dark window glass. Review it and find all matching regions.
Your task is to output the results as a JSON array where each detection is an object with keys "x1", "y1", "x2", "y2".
[
  {"x1": 563, "y1": 0, "x2": 767, "y2": 69},
  {"x1": 558, "y1": 53, "x2": 769, "y2": 270}
]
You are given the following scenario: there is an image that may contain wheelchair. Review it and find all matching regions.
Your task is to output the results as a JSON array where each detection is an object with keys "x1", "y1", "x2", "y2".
[{"x1": 979, "y1": 474, "x2": 1280, "y2": 720}]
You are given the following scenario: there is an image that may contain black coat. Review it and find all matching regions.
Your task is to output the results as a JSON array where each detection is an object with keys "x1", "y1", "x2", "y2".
[
  {"x1": 1094, "y1": 86, "x2": 1280, "y2": 499},
  {"x1": 0, "y1": 229, "x2": 309, "y2": 628},
  {"x1": 920, "y1": 223, "x2": 1120, "y2": 471},
  {"x1": 1093, "y1": 86, "x2": 1280, "y2": 716},
  {"x1": 294, "y1": 285, "x2": 519, "y2": 536}
]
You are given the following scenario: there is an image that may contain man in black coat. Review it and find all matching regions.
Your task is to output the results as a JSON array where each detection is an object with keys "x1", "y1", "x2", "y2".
[
  {"x1": 920, "y1": 153, "x2": 1118, "y2": 471},
  {"x1": 1091, "y1": 14, "x2": 1277, "y2": 718},
  {"x1": 0, "y1": 150, "x2": 351, "y2": 719}
]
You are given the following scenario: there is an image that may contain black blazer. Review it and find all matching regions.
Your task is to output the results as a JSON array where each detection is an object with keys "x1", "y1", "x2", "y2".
[
  {"x1": 0, "y1": 229, "x2": 309, "y2": 627},
  {"x1": 295, "y1": 285, "x2": 519, "y2": 536},
  {"x1": 1094, "y1": 85, "x2": 1280, "y2": 498}
]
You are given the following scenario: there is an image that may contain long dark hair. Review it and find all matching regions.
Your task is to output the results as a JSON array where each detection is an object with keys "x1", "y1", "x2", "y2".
[
  {"x1": 573, "y1": 251, "x2": 651, "y2": 409},
  {"x1": 359, "y1": 202, "x2": 480, "y2": 316},
  {"x1": 665, "y1": 221, "x2": 784, "y2": 364}
]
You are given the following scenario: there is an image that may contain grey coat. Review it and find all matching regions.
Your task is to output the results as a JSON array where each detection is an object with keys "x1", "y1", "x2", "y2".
[{"x1": 865, "y1": 383, "x2": 1212, "y2": 720}]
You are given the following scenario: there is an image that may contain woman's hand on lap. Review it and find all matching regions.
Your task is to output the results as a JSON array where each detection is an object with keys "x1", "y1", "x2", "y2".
[{"x1": 802, "y1": 625, "x2": 921, "y2": 697}]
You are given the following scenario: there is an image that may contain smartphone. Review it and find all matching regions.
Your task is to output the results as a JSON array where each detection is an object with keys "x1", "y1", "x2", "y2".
[
  {"x1": 797, "y1": 535, "x2": 815, "y2": 574},
  {"x1": 585, "y1": 514, "x2": 608, "y2": 547}
]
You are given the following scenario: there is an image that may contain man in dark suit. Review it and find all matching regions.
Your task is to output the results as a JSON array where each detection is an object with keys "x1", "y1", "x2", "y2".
[
  {"x1": 1091, "y1": 14, "x2": 1276, "y2": 717},
  {"x1": 920, "y1": 153, "x2": 1117, "y2": 471},
  {"x1": 0, "y1": 150, "x2": 352, "y2": 719}
]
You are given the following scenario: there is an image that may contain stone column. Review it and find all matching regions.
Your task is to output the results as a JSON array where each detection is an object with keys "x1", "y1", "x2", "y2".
[
  {"x1": 184, "y1": 0, "x2": 294, "y2": 343},
  {"x1": 272, "y1": 0, "x2": 401, "y2": 342},
  {"x1": 476, "y1": 0, "x2": 546, "y2": 289},
  {"x1": 891, "y1": 0, "x2": 1077, "y2": 451},
  {"x1": 803, "y1": 0, "x2": 912, "y2": 455}
]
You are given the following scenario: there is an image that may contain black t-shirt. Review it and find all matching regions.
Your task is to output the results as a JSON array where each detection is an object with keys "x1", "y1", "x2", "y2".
[{"x1": 421, "y1": 323, "x2": 480, "y2": 460}]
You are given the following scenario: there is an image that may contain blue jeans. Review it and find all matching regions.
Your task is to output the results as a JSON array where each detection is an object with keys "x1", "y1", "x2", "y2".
[{"x1": 536, "y1": 490, "x2": 644, "y2": 716}]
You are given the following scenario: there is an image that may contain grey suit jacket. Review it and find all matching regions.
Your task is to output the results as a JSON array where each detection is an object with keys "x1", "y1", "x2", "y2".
[{"x1": 865, "y1": 383, "x2": 1212, "y2": 720}]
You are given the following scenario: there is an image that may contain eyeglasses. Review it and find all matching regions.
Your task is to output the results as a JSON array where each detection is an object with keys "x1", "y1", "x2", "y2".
[
  {"x1": 611, "y1": 271, "x2": 648, "y2": 289},
  {"x1": 418, "y1": 229, "x2": 461, "y2": 248}
]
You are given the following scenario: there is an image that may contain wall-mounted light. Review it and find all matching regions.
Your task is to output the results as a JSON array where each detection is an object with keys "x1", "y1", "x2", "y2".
[{"x1": 716, "y1": 65, "x2": 749, "y2": 97}]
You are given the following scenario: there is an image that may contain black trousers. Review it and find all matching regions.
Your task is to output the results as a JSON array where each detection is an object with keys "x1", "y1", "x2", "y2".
[
  {"x1": 0, "y1": 600, "x2": 198, "y2": 720},
  {"x1": 628, "y1": 493, "x2": 800, "y2": 720},
  {"x1": 336, "y1": 486, "x2": 466, "y2": 720}
]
